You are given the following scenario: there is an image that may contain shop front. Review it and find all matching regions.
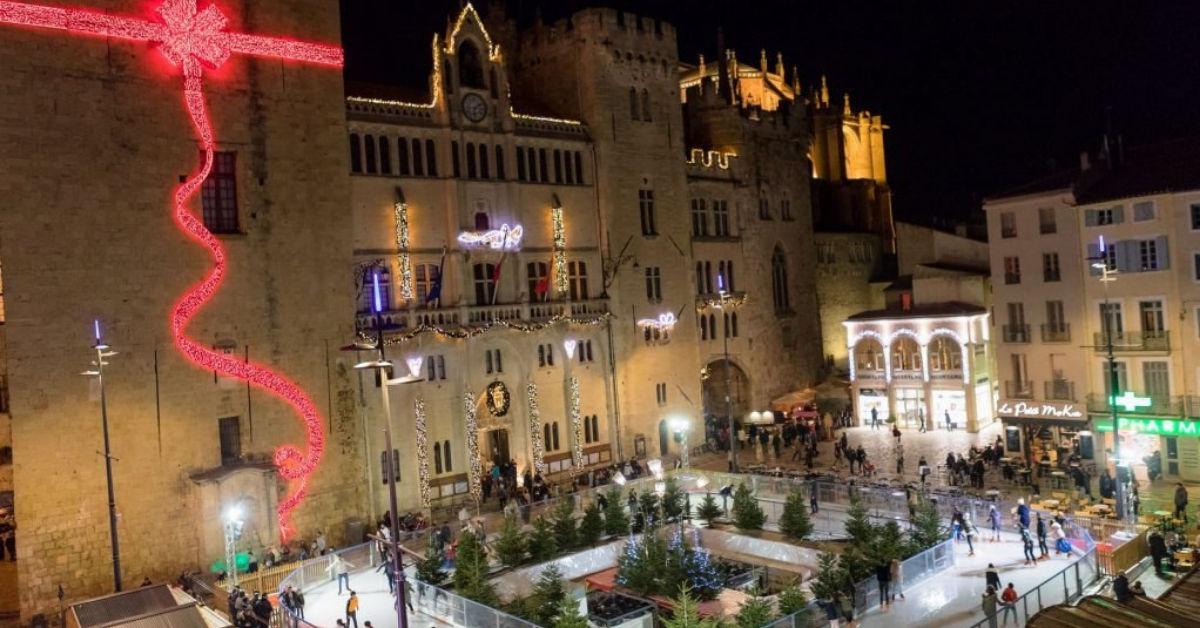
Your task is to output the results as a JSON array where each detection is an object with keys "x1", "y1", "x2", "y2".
[
  {"x1": 997, "y1": 398, "x2": 1091, "y2": 469},
  {"x1": 1093, "y1": 415, "x2": 1200, "y2": 482},
  {"x1": 856, "y1": 388, "x2": 887, "y2": 426}
]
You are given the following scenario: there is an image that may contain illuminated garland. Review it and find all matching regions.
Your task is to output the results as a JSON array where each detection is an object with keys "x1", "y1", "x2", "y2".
[
  {"x1": 552, "y1": 207, "x2": 567, "y2": 295},
  {"x1": 696, "y1": 292, "x2": 747, "y2": 311},
  {"x1": 414, "y1": 397, "x2": 431, "y2": 508},
  {"x1": 686, "y1": 149, "x2": 736, "y2": 170},
  {"x1": 464, "y1": 392, "x2": 482, "y2": 501},
  {"x1": 394, "y1": 202, "x2": 412, "y2": 301},
  {"x1": 528, "y1": 383, "x2": 546, "y2": 475},
  {"x1": 485, "y1": 381, "x2": 510, "y2": 416},
  {"x1": 365, "y1": 311, "x2": 612, "y2": 345},
  {"x1": 569, "y1": 377, "x2": 583, "y2": 477}
]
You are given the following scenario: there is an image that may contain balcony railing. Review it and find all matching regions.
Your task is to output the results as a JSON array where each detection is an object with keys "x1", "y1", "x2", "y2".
[
  {"x1": 1091, "y1": 330, "x2": 1170, "y2": 352},
  {"x1": 1005, "y1": 380, "x2": 1034, "y2": 399},
  {"x1": 355, "y1": 298, "x2": 610, "y2": 332},
  {"x1": 1044, "y1": 379, "x2": 1076, "y2": 401},
  {"x1": 1087, "y1": 393, "x2": 1181, "y2": 416},
  {"x1": 1041, "y1": 323, "x2": 1071, "y2": 343},
  {"x1": 1003, "y1": 324, "x2": 1031, "y2": 343}
]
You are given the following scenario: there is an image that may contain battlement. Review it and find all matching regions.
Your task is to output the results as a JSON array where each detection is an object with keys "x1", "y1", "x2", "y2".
[{"x1": 518, "y1": 7, "x2": 677, "y2": 58}]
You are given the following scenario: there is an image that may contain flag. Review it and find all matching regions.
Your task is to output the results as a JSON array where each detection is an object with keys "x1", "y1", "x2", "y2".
[
  {"x1": 425, "y1": 248, "x2": 446, "y2": 307},
  {"x1": 490, "y1": 252, "x2": 507, "y2": 305},
  {"x1": 533, "y1": 260, "x2": 551, "y2": 300}
]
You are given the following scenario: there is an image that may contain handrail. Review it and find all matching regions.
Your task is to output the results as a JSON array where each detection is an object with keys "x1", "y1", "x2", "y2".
[{"x1": 963, "y1": 547, "x2": 1098, "y2": 628}]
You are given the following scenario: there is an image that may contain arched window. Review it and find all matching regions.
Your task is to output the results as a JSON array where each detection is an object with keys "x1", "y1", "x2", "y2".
[
  {"x1": 695, "y1": 262, "x2": 705, "y2": 296},
  {"x1": 704, "y1": 261, "x2": 713, "y2": 294},
  {"x1": 495, "y1": 145, "x2": 506, "y2": 179},
  {"x1": 629, "y1": 87, "x2": 640, "y2": 120},
  {"x1": 708, "y1": 314, "x2": 717, "y2": 340},
  {"x1": 451, "y1": 141, "x2": 461, "y2": 177},
  {"x1": 474, "y1": 211, "x2": 490, "y2": 230},
  {"x1": 443, "y1": 440, "x2": 452, "y2": 471},
  {"x1": 364, "y1": 134, "x2": 377, "y2": 174},
  {"x1": 574, "y1": 151, "x2": 584, "y2": 183},
  {"x1": 591, "y1": 415, "x2": 599, "y2": 443},
  {"x1": 411, "y1": 138, "x2": 424, "y2": 175},
  {"x1": 397, "y1": 136, "x2": 410, "y2": 175},
  {"x1": 563, "y1": 151, "x2": 573, "y2": 184},
  {"x1": 731, "y1": 312, "x2": 739, "y2": 338},
  {"x1": 568, "y1": 261, "x2": 589, "y2": 301},
  {"x1": 458, "y1": 40, "x2": 484, "y2": 88},
  {"x1": 349, "y1": 134, "x2": 362, "y2": 173},
  {"x1": 466, "y1": 143, "x2": 477, "y2": 179},
  {"x1": 378, "y1": 136, "x2": 392, "y2": 174},
  {"x1": 699, "y1": 314, "x2": 708, "y2": 340},
  {"x1": 772, "y1": 247, "x2": 789, "y2": 312},
  {"x1": 727, "y1": 261, "x2": 735, "y2": 291},
  {"x1": 479, "y1": 144, "x2": 490, "y2": 179},
  {"x1": 415, "y1": 263, "x2": 440, "y2": 306},
  {"x1": 544, "y1": 424, "x2": 552, "y2": 451},
  {"x1": 425, "y1": 139, "x2": 438, "y2": 176},
  {"x1": 552, "y1": 423, "x2": 561, "y2": 450},
  {"x1": 358, "y1": 266, "x2": 391, "y2": 313},
  {"x1": 516, "y1": 146, "x2": 526, "y2": 181},
  {"x1": 641, "y1": 88, "x2": 652, "y2": 121},
  {"x1": 553, "y1": 150, "x2": 563, "y2": 182}
]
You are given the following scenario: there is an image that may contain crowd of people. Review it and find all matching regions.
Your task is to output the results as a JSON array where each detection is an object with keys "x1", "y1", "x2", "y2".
[{"x1": 226, "y1": 587, "x2": 275, "y2": 628}]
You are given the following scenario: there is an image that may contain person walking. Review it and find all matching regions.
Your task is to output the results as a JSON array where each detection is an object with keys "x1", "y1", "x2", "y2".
[
  {"x1": 810, "y1": 482, "x2": 820, "y2": 514},
  {"x1": 981, "y1": 587, "x2": 999, "y2": 628},
  {"x1": 988, "y1": 505, "x2": 1002, "y2": 542},
  {"x1": 875, "y1": 561, "x2": 892, "y2": 608},
  {"x1": 999, "y1": 583, "x2": 1018, "y2": 627},
  {"x1": 871, "y1": 406, "x2": 879, "y2": 430},
  {"x1": 892, "y1": 425, "x2": 902, "y2": 445},
  {"x1": 890, "y1": 557, "x2": 905, "y2": 602},
  {"x1": 1149, "y1": 529, "x2": 1168, "y2": 575},
  {"x1": 1174, "y1": 482, "x2": 1189, "y2": 523},
  {"x1": 945, "y1": 410, "x2": 953, "y2": 431},
  {"x1": 345, "y1": 591, "x2": 359, "y2": 628},
  {"x1": 896, "y1": 453, "x2": 905, "y2": 475},
  {"x1": 327, "y1": 554, "x2": 355, "y2": 595}
]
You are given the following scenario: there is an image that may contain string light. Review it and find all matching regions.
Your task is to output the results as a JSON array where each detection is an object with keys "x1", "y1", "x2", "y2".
[
  {"x1": 394, "y1": 201, "x2": 412, "y2": 301},
  {"x1": 696, "y1": 292, "x2": 746, "y2": 311},
  {"x1": 569, "y1": 377, "x2": 583, "y2": 478},
  {"x1": 686, "y1": 148, "x2": 736, "y2": 170},
  {"x1": 457, "y1": 224, "x2": 523, "y2": 249},
  {"x1": 414, "y1": 397, "x2": 431, "y2": 508},
  {"x1": 464, "y1": 392, "x2": 482, "y2": 501},
  {"x1": 637, "y1": 313, "x2": 677, "y2": 331},
  {"x1": 527, "y1": 383, "x2": 546, "y2": 475},
  {"x1": 364, "y1": 311, "x2": 612, "y2": 345},
  {"x1": 552, "y1": 207, "x2": 567, "y2": 295}
]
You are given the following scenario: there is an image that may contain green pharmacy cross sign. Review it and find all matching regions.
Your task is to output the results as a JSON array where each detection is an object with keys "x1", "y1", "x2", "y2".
[
  {"x1": 1110, "y1": 392, "x2": 1153, "y2": 412},
  {"x1": 1095, "y1": 417, "x2": 1200, "y2": 436}
]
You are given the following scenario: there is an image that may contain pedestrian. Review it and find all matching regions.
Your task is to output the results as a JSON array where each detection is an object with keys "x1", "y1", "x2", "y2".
[
  {"x1": 772, "y1": 431, "x2": 782, "y2": 459},
  {"x1": 839, "y1": 587, "x2": 857, "y2": 628},
  {"x1": 327, "y1": 554, "x2": 354, "y2": 595},
  {"x1": 892, "y1": 425, "x2": 901, "y2": 444},
  {"x1": 377, "y1": 555, "x2": 395, "y2": 593},
  {"x1": 919, "y1": 456, "x2": 930, "y2": 485},
  {"x1": 896, "y1": 453, "x2": 905, "y2": 475},
  {"x1": 918, "y1": 408, "x2": 926, "y2": 433},
  {"x1": 988, "y1": 505, "x2": 1002, "y2": 542},
  {"x1": 875, "y1": 561, "x2": 892, "y2": 607},
  {"x1": 316, "y1": 530, "x2": 328, "y2": 555},
  {"x1": 1112, "y1": 571, "x2": 1132, "y2": 602},
  {"x1": 981, "y1": 586, "x2": 999, "y2": 628},
  {"x1": 1035, "y1": 513, "x2": 1049, "y2": 559},
  {"x1": 871, "y1": 406, "x2": 879, "y2": 430},
  {"x1": 824, "y1": 593, "x2": 842, "y2": 626},
  {"x1": 890, "y1": 557, "x2": 904, "y2": 601},
  {"x1": 985, "y1": 563, "x2": 1001, "y2": 591},
  {"x1": 1149, "y1": 529, "x2": 1168, "y2": 575},
  {"x1": 252, "y1": 591, "x2": 272, "y2": 628},
  {"x1": 403, "y1": 576, "x2": 415, "y2": 612},
  {"x1": 1174, "y1": 482, "x2": 1189, "y2": 523},
  {"x1": 999, "y1": 583, "x2": 1018, "y2": 627},
  {"x1": 280, "y1": 586, "x2": 300, "y2": 628},
  {"x1": 945, "y1": 410, "x2": 953, "y2": 431},
  {"x1": 809, "y1": 482, "x2": 820, "y2": 514},
  {"x1": 1020, "y1": 526, "x2": 1036, "y2": 565},
  {"x1": 345, "y1": 591, "x2": 359, "y2": 628},
  {"x1": 440, "y1": 520, "x2": 453, "y2": 548}
]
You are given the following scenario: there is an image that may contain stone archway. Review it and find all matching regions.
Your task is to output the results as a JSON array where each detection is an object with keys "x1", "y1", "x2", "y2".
[{"x1": 702, "y1": 359, "x2": 750, "y2": 440}]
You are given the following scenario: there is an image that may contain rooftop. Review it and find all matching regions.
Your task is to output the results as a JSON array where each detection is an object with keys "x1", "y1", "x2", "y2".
[
  {"x1": 845, "y1": 301, "x2": 987, "y2": 322},
  {"x1": 1076, "y1": 136, "x2": 1200, "y2": 204}
]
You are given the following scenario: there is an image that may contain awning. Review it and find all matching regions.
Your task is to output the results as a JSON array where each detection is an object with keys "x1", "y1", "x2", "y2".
[{"x1": 771, "y1": 389, "x2": 815, "y2": 412}]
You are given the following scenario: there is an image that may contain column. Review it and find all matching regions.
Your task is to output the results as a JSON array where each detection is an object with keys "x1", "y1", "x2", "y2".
[{"x1": 965, "y1": 342, "x2": 979, "y2": 432}]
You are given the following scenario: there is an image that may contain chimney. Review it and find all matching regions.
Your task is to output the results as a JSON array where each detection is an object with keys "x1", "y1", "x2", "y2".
[{"x1": 716, "y1": 29, "x2": 729, "y2": 105}]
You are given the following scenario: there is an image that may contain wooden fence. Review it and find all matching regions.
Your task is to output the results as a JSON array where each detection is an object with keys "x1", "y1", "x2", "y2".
[{"x1": 1096, "y1": 528, "x2": 1149, "y2": 576}]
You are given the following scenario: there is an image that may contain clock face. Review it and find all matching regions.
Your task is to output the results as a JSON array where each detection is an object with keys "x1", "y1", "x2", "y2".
[{"x1": 462, "y1": 93, "x2": 488, "y2": 122}]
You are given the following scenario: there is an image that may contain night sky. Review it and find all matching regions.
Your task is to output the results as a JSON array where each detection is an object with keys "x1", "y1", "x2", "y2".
[{"x1": 339, "y1": 0, "x2": 1200, "y2": 225}]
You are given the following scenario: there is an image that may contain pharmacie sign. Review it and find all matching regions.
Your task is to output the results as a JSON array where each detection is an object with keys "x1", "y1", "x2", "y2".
[
  {"x1": 997, "y1": 400, "x2": 1084, "y2": 419},
  {"x1": 1095, "y1": 417, "x2": 1200, "y2": 436}
]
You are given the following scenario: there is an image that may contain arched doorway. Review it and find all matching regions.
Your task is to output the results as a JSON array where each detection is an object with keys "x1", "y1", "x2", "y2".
[{"x1": 702, "y1": 359, "x2": 750, "y2": 444}]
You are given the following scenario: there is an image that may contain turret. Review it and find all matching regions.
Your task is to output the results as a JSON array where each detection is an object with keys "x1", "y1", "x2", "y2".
[{"x1": 775, "y1": 52, "x2": 785, "y2": 78}]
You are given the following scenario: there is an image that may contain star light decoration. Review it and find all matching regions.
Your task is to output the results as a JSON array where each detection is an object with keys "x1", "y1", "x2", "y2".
[
  {"x1": 0, "y1": 0, "x2": 343, "y2": 541},
  {"x1": 527, "y1": 383, "x2": 546, "y2": 475}
]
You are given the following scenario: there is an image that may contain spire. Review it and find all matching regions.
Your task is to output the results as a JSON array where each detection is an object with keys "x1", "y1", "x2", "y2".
[
  {"x1": 698, "y1": 53, "x2": 707, "y2": 78},
  {"x1": 843, "y1": 93, "x2": 852, "y2": 115},
  {"x1": 729, "y1": 49, "x2": 740, "y2": 104},
  {"x1": 716, "y1": 28, "x2": 729, "y2": 104},
  {"x1": 760, "y1": 48, "x2": 768, "y2": 75},
  {"x1": 791, "y1": 66, "x2": 800, "y2": 94},
  {"x1": 776, "y1": 52, "x2": 785, "y2": 77},
  {"x1": 820, "y1": 75, "x2": 829, "y2": 108}
]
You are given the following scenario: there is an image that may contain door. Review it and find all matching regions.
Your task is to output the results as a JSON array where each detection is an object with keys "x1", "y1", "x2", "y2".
[
  {"x1": 487, "y1": 429, "x2": 510, "y2": 465},
  {"x1": 1100, "y1": 302, "x2": 1123, "y2": 335},
  {"x1": 1140, "y1": 300, "x2": 1165, "y2": 338}
]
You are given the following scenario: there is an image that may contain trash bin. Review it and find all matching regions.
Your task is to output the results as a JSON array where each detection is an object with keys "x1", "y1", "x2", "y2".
[{"x1": 344, "y1": 519, "x2": 364, "y2": 545}]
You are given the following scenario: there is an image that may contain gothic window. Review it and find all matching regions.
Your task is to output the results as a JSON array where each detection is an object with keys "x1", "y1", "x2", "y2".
[
  {"x1": 574, "y1": 151, "x2": 584, "y2": 183},
  {"x1": 772, "y1": 247, "x2": 790, "y2": 312},
  {"x1": 473, "y1": 263, "x2": 497, "y2": 304},
  {"x1": 364, "y1": 135, "x2": 377, "y2": 174},
  {"x1": 415, "y1": 263, "x2": 440, "y2": 306},
  {"x1": 568, "y1": 260, "x2": 589, "y2": 301},
  {"x1": 495, "y1": 145, "x2": 506, "y2": 179},
  {"x1": 411, "y1": 138, "x2": 424, "y2": 176},
  {"x1": 458, "y1": 40, "x2": 484, "y2": 88},
  {"x1": 554, "y1": 150, "x2": 563, "y2": 183},
  {"x1": 451, "y1": 141, "x2": 461, "y2": 177},
  {"x1": 479, "y1": 143, "x2": 490, "y2": 179},
  {"x1": 527, "y1": 261, "x2": 549, "y2": 302},
  {"x1": 349, "y1": 134, "x2": 362, "y2": 173},
  {"x1": 425, "y1": 139, "x2": 437, "y2": 176},
  {"x1": 641, "y1": 88, "x2": 652, "y2": 121},
  {"x1": 378, "y1": 136, "x2": 391, "y2": 174},
  {"x1": 398, "y1": 136, "x2": 411, "y2": 175},
  {"x1": 629, "y1": 87, "x2": 640, "y2": 120},
  {"x1": 466, "y1": 143, "x2": 477, "y2": 179},
  {"x1": 443, "y1": 440, "x2": 453, "y2": 471},
  {"x1": 516, "y1": 146, "x2": 526, "y2": 181}
]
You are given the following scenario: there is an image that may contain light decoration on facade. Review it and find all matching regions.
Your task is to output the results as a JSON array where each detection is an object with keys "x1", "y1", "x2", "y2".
[
  {"x1": 362, "y1": 311, "x2": 613, "y2": 344},
  {"x1": 394, "y1": 201, "x2": 412, "y2": 301},
  {"x1": 696, "y1": 292, "x2": 746, "y2": 311},
  {"x1": 414, "y1": 397, "x2": 431, "y2": 508},
  {"x1": 686, "y1": 148, "x2": 736, "y2": 170},
  {"x1": 447, "y1": 3, "x2": 500, "y2": 61},
  {"x1": 846, "y1": 329, "x2": 886, "y2": 383},
  {"x1": 637, "y1": 312, "x2": 678, "y2": 332},
  {"x1": 569, "y1": 377, "x2": 584, "y2": 477},
  {"x1": 929, "y1": 328, "x2": 971, "y2": 384},
  {"x1": 346, "y1": 34, "x2": 441, "y2": 110},
  {"x1": 464, "y1": 392, "x2": 482, "y2": 501},
  {"x1": 406, "y1": 356, "x2": 424, "y2": 378},
  {"x1": 552, "y1": 206, "x2": 568, "y2": 294},
  {"x1": 457, "y1": 223, "x2": 523, "y2": 250},
  {"x1": 0, "y1": 0, "x2": 344, "y2": 541},
  {"x1": 527, "y1": 383, "x2": 546, "y2": 475},
  {"x1": 564, "y1": 338, "x2": 578, "y2": 359}
]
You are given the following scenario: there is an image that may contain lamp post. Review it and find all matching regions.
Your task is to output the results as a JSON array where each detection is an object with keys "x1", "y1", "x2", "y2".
[
  {"x1": 353, "y1": 272, "x2": 422, "y2": 628},
  {"x1": 82, "y1": 321, "x2": 122, "y2": 592},
  {"x1": 715, "y1": 276, "x2": 737, "y2": 473},
  {"x1": 670, "y1": 417, "x2": 690, "y2": 470},
  {"x1": 223, "y1": 505, "x2": 245, "y2": 587},
  {"x1": 1092, "y1": 253, "x2": 1125, "y2": 520}
]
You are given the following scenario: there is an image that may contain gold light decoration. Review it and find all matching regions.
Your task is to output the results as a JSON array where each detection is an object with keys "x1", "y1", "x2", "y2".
[
  {"x1": 394, "y1": 201, "x2": 412, "y2": 301},
  {"x1": 686, "y1": 148, "x2": 736, "y2": 170},
  {"x1": 696, "y1": 292, "x2": 747, "y2": 311},
  {"x1": 552, "y1": 206, "x2": 568, "y2": 295},
  {"x1": 346, "y1": 34, "x2": 441, "y2": 110},
  {"x1": 569, "y1": 377, "x2": 583, "y2": 477},
  {"x1": 414, "y1": 397, "x2": 431, "y2": 508},
  {"x1": 527, "y1": 383, "x2": 546, "y2": 475},
  {"x1": 464, "y1": 392, "x2": 482, "y2": 501},
  {"x1": 361, "y1": 311, "x2": 613, "y2": 345}
]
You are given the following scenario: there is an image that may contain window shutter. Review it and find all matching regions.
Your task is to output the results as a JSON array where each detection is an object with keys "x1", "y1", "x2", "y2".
[
  {"x1": 1087, "y1": 244, "x2": 1100, "y2": 275},
  {"x1": 1084, "y1": 210, "x2": 1097, "y2": 227},
  {"x1": 1112, "y1": 205, "x2": 1125, "y2": 224},
  {"x1": 1156, "y1": 236, "x2": 1170, "y2": 270},
  {"x1": 1113, "y1": 240, "x2": 1130, "y2": 272}
]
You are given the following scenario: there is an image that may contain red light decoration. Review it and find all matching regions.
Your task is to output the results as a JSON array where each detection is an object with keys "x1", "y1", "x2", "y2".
[{"x1": 0, "y1": 0, "x2": 343, "y2": 542}]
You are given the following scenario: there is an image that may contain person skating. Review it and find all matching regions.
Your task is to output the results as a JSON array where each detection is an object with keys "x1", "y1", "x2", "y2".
[
  {"x1": 1035, "y1": 513, "x2": 1049, "y2": 560},
  {"x1": 988, "y1": 505, "x2": 1002, "y2": 542},
  {"x1": 345, "y1": 592, "x2": 359, "y2": 628},
  {"x1": 875, "y1": 561, "x2": 892, "y2": 608},
  {"x1": 327, "y1": 554, "x2": 355, "y2": 595},
  {"x1": 890, "y1": 557, "x2": 905, "y2": 602},
  {"x1": 985, "y1": 563, "x2": 1001, "y2": 591},
  {"x1": 1020, "y1": 526, "x2": 1037, "y2": 565},
  {"x1": 964, "y1": 513, "x2": 977, "y2": 556}
]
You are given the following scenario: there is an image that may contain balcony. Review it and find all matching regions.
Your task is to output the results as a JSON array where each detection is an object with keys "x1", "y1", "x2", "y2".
[
  {"x1": 1044, "y1": 379, "x2": 1076, "y2": 401},
  {"x1": 355, "y1": 298, "x2": 611, "y2": 333},
  {"x1": 1005, "y1": 380, "x2": 1034, "y2": 399},
  {"x1": 1091, "y1": 330, "x2": 1170, "y2": 352},
  {"x1": 1087, "y1": 393, "x2": 1181, "y2": 416},
  {"x1": 1041, "y1": 324, "x2": 1071, "y2": 343},
  {"x1": 1003, "y1": 324, "x2": 1031, "y2": 343}
]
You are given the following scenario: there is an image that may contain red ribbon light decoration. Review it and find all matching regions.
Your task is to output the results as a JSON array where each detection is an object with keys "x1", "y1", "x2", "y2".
[{"x1": 0, "y1": 0, "x2": 343, "y2": 541}]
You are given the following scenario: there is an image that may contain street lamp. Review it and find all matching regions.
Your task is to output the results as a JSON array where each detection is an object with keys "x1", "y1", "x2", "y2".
[
  {"x1": 670, "y1": 417, "x2": 691, "y2": 470},
  {"x1": 81, "y1": 320, "x2": 122, "y2": 592},
  {"x1": 1092, "y1": 252, "x2": 1126, "y2": 520},
  {"x1": 223, "y1": 505, "x2": 245, "y2": 587},
  {"x1": 714, "y1": 276, "x2": 738, "y2": 473},
  {"x1": 353, "y1": 271, "x2": 422, "y2": 628}
]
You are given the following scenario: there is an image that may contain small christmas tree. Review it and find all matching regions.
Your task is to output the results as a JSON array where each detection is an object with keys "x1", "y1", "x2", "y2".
[
  {"x1": 579, "y1": 501, "x2": 605, "y2": 546},
  {"x1": 869, "y1": 520, "x2": 907, "y2": 566},
  {"x1": 530, "y1": 565, "x2": 568, "y2": 626},
  {"x1": 452, "y1": 530, "x2": 498, "y2": 605},
  {"x1": 679, "y1": 540, "x2": 723, "y2": 599},
  {"x1": 779, "y1": 488, "x2": 813, "y2": 541},
  {"x1": 415, "y1": 540, "x2": 447, "y2": 587},
  {"x1": 638, "y1": 491, "x2": 661, "y2": 528},
  {"x1": 662, "y1": 585, "x2": 722, "y2": 628},
  {"x1": 695, "y1": 493, "x2": 723, "y2": 526},
  {"x1": 603, "y1": 487, "x2": 630, "y2": 536},
  {"x1": 731, "y1": 483, "x2": 766, "y2": 531},
  {"x1": 494, "y1": 514, "x2": 527, "y2": 570},
  {"x1": 807, "y1": 550, "x2": 844, "y2": 604},
  {"x1": 844, "y1": 495, "x2": 877, "y2": 546},
  {"x1": 735, "y1": 589, "x2": 775, "y2": 628},
  {"x1": 777, "y1": 580, "x2": 809, "y2": 616},
  {"x1": 909, "y1": 495, "x2": 947, "y2": 551},
  {"x1": 661, "y1": 477, "x2": 687, "y2": 522},
  {"x1": 552, "y1": 596, "x2": 589, "y2": 628},
  {"x1": 616, "y1": 532, "x2": 668, "y2": 596},
  {"x1": 551, "y1": 496, "x2": 579, "y2": 551},
  {"x1": 528, "y1": 516, "x2": 558, "y2": 562}
]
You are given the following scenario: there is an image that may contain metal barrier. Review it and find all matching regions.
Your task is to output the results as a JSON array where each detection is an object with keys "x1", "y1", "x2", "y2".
[
  {"x1": 850, "y1": 538, "x2": 956, "y2": 614},
  {"x1": 275, "y1": 544, "x2": 380, "y2": 628},
  {"x1": 963, "y1": 549, "x2": 1099, "y2": 628},
  {"x1": 407, "y1": 578, "x2": 540, "y2": 628}
]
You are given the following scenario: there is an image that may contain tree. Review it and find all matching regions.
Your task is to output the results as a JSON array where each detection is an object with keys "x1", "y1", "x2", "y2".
[
  {"x1": 603, "y1": 487, "x2": 630, "y2": 536},
  {"x1": 695, "y1": 493, "x2": 723, "y2": 526},
  {"x1": 807, "y1": 551, "x2": 844, "y2": 604},
  {"x1": 638, "y1": 491, "x2": 661, "y2": 529},
  {"x1": 909, "y1": 495, "x2": 947, "y2": 551},
  {"x1": 494, "y1": 514, "x2": 527, "y2": 569},
  {"x1": 779, "y1": 488, "x2": 813, "y2": 541},
  {"x1": 662, "y1": 585, "x2": 722, "y2": 628},
  {"x1": 868, "y1": 520, "x2": 907, "y2": 566},
  {"x1": 551, "y1": 496, "x2": 579, "y2": 551},
  {"x1": 552, "y1": 596, "x2": 589, "y2": 628},
  {"x1": 843, "y1": 495, "x2": 876, "y2": 546},
  {"x1": 530, "y1": 565, "x2": 568, "y2": 626},
  {"x1": 731, "y1": 483, "x2": 766, "y2": 531},
  {"x1": 579, "y1": 501, "x2": 605, "y2": 546},
  {"x1": 777, "y1": 581, "x2": 809, "y2": 616},
  {"x1": 505, "y1": 595, "x2": 534, "y2": 621},
  {"x1": 616, "y1": 532, "x2": 668, "y2": 597},
  {"x1": 735, "y1": 589, "x2": 775, "y2": 628},
  {"x1": 415, "y1": 540, "x2": 447, "y2": 587},
  {"x1": 452, "y1": 530, "x2": 498, "y2": 605},
  {"x1": 528, "y1": 516, "x2": 558, "y2": 562},
  {"x1": 661, "y1": 477, "x2": 687, "y2": 522}
]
